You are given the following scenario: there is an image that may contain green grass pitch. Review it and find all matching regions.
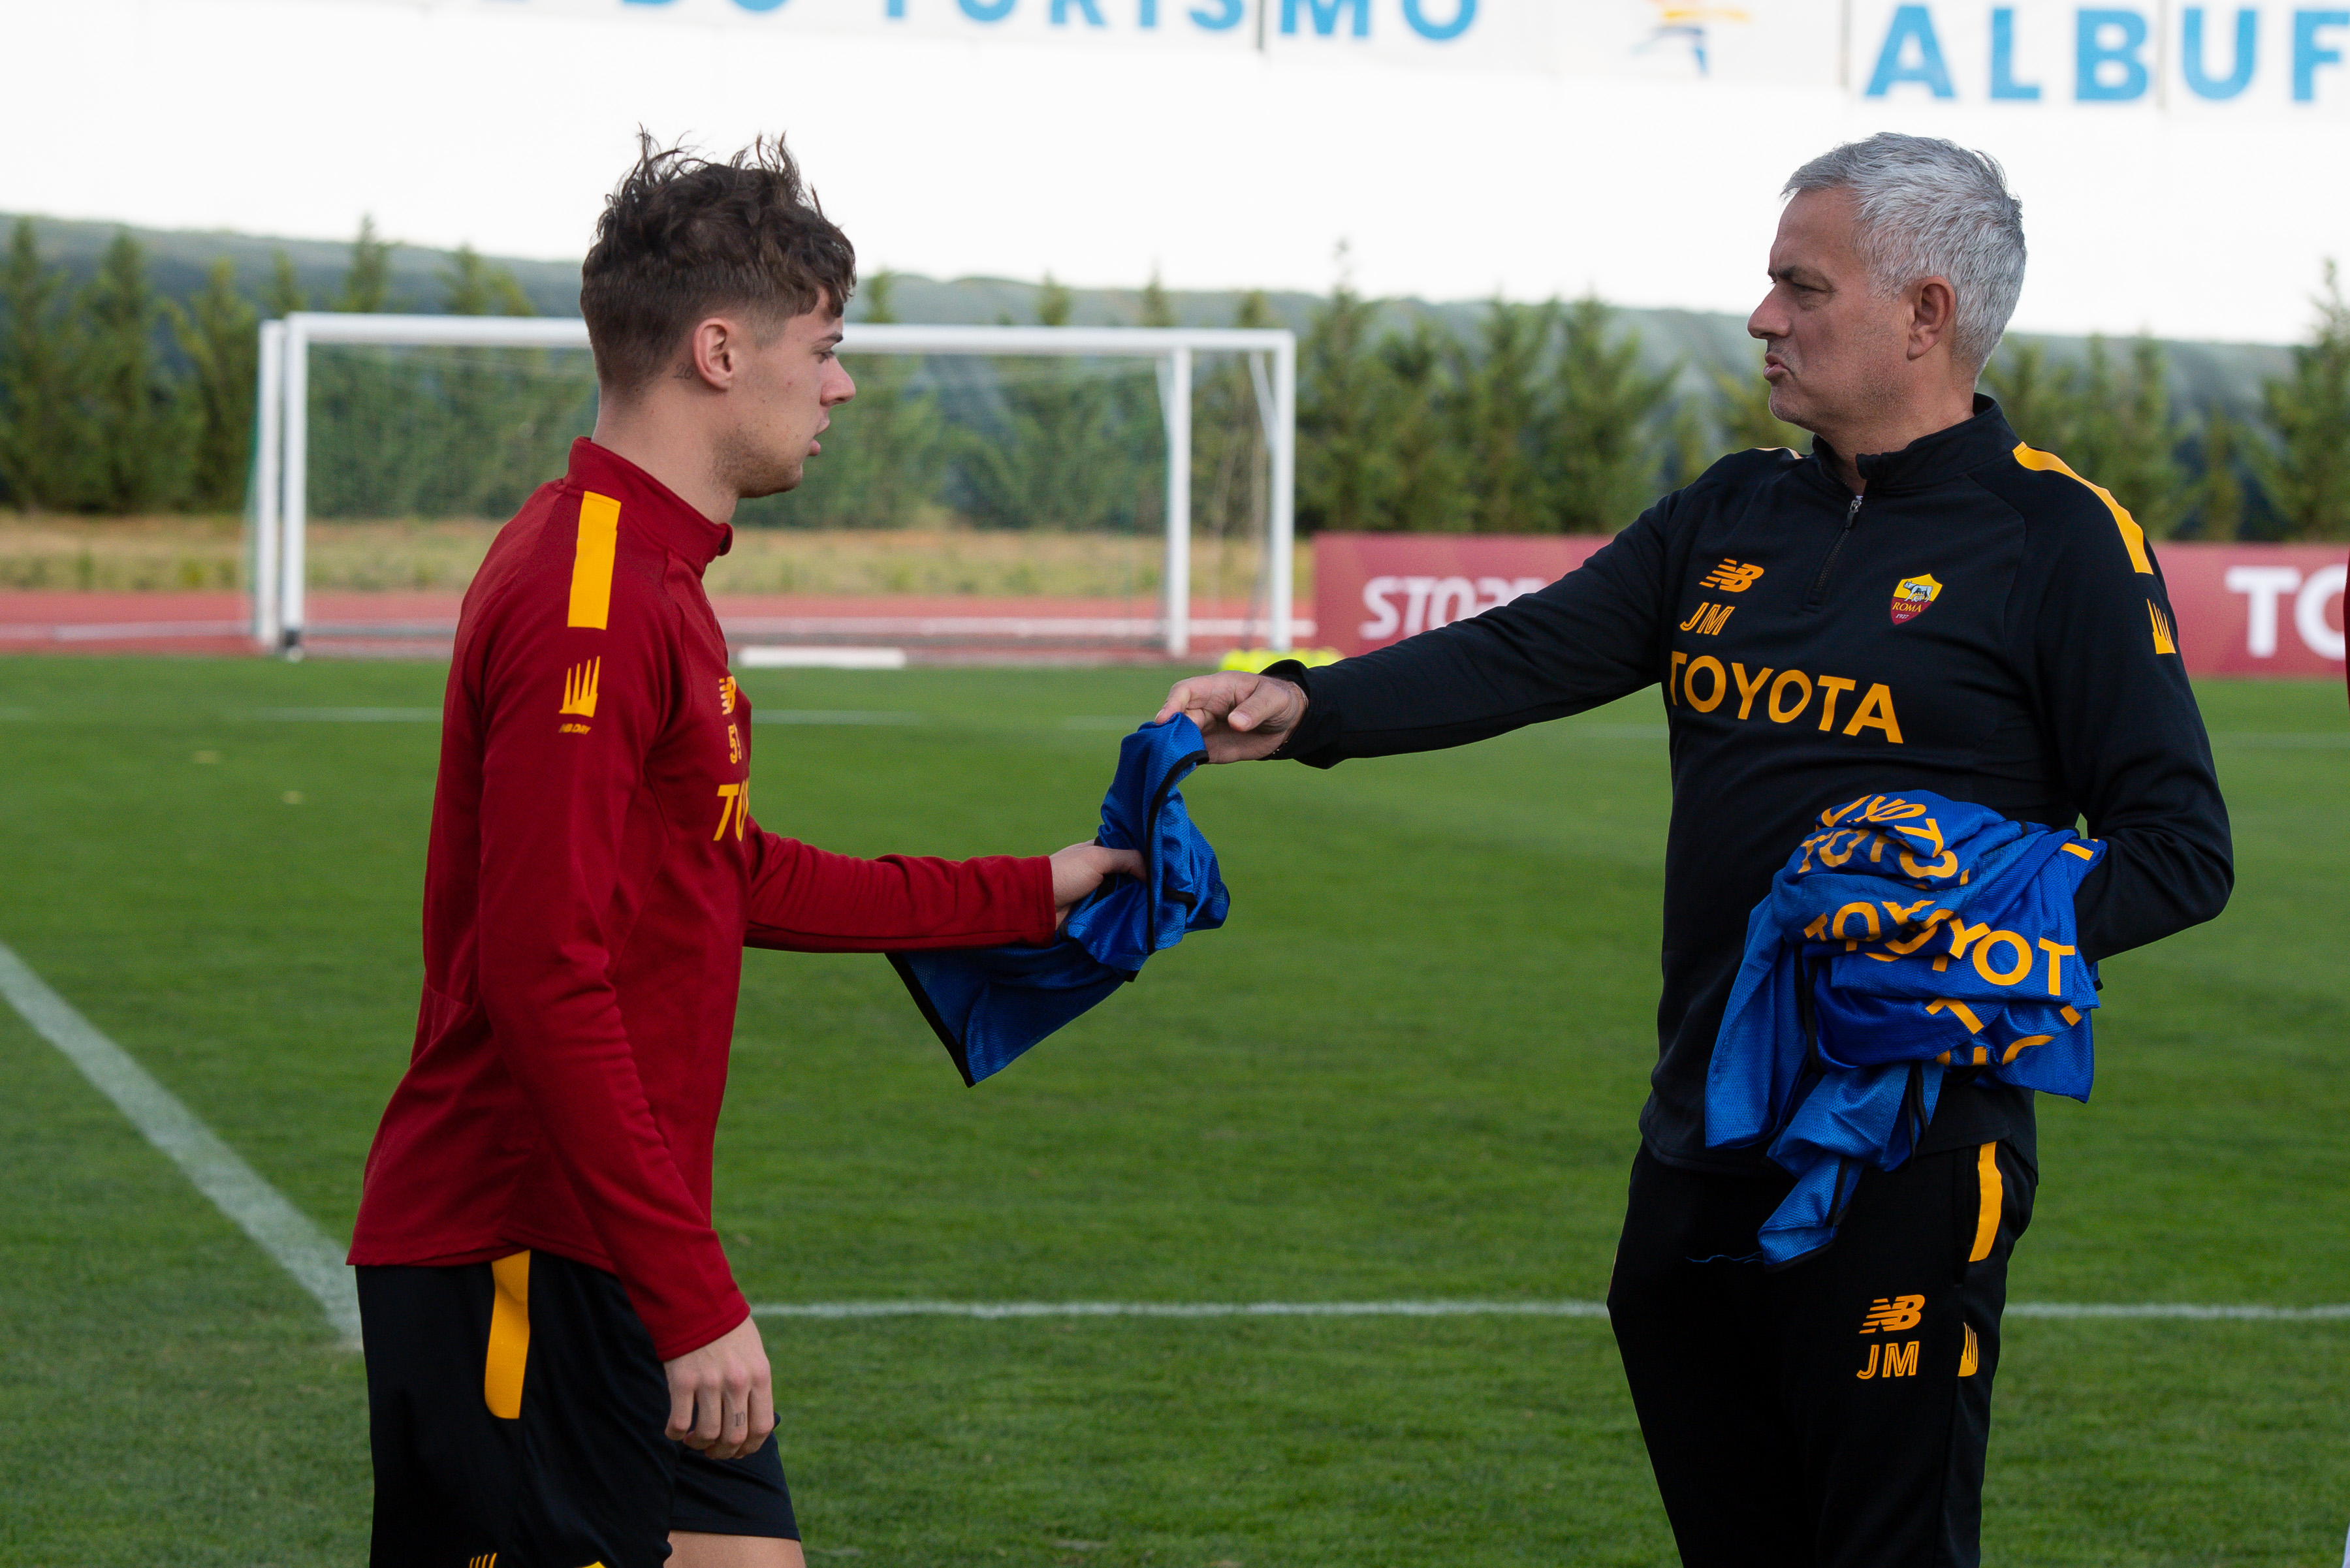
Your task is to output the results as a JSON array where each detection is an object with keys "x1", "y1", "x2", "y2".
[{"x1": 0, "y1": 657, "x2": 2343, "y2": 1567}]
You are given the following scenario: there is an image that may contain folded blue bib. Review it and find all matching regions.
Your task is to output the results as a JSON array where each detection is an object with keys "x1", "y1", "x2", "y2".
[
  {"x1": 1706, "y1": 791, "x2": 2104, "y2": 1266},
  {"x1": 891, "y1": 714, "x2": 1231, "y2": 1085}
]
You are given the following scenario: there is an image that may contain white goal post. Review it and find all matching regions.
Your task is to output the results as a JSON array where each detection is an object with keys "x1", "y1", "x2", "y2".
[{"x1": 249, "y1": 313, "x2": 1298, "y2": 659}]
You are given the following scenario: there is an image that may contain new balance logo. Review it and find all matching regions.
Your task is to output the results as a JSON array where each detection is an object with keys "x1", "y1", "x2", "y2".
[
  {"x1": 1855, "y1": 1340, "x2": 1920, "y2": 1379},
  {"x1": 2148, "y1": 600, "x2": 2177, "y2": 655},
  {"x1": 1859, "y1": 1294, "x2": 1925, "y2": 1334},
  {"x1": 560, "y1": 659, "x2": 600, "y2": 719},
  {"x1": 467, "y1": 1554, "x2": 497, "y2": 1568},
  {"x1": 1677, "y1": 602, "x2": 1736, "y2": 636},
  {"x1": 1699, "y1": 559, "x2": 1766, "y2": 593}
]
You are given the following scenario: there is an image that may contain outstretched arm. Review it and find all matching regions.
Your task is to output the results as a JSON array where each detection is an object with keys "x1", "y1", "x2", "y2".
[{"x1": 740, "y1": 832, "x2": 1141, "y2": 952}]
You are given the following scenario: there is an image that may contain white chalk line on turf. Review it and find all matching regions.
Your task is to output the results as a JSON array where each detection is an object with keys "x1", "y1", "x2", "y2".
[
  {"x1": 3, "y1": 942, "x2": 2338, "y2": 1344},
  {"x1": 0, "y1": 939, "x2": 363, "y2": 1347},
  {"x1": 752, "y1": 1300, "x2": 2350, "y2": 1322},
  {"x1": 755, "y1": 1300, "x2": 1611, "y2": 1320},
  {"x1": 242, "y1": 707, "x2": 439, "y2": 722},
  {"x1": 2008, "y1": 1302, "x2": 2350, "y2": 1321}
]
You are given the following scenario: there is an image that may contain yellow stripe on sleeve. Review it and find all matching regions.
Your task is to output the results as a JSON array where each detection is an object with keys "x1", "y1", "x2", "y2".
[
  {"x1": 2011, "y1": 444, "x2": 2153, "y2": 574},
  {"x1": 1969, "y1": 1143, "x2": 2003, "y2": 1264},
  {"x1": 484, "y1": 1250, "x2": 532, "y2": 1420},
  {"x1": 567, "y1": 492, "x2": 621, "y2": 629}
]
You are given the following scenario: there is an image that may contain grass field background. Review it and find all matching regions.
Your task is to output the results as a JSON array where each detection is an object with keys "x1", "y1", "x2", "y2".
[{"x1": 0, "y1": 657, "x2": 2343, "y2": 1567}]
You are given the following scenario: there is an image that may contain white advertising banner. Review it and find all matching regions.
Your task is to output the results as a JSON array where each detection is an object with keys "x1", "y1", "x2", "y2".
[
  {"x1": 304, "y1": 0, "x2": 2350, "y2": 106},
  {"x1": 1848, "y1": 0, "x2": 2350, "y2": 111},
  {"x1": 293, "y1": 0, "x2": 1823, "y2": 74},
  {"x1": 306, "y1": 0, "x2": 1841, "y2": 75},
  {"x1": 14, "y1": 0, "x2": 2350, "y2": 343}
]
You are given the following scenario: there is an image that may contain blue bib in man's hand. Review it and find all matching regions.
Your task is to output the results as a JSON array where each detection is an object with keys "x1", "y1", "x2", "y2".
[
  {"x1": 1706, "y1": 790, "x2": 2104, "y2": 1266},
  {"x1": 891, "y1": 714, "x2": 1230, "y2": 1085}
]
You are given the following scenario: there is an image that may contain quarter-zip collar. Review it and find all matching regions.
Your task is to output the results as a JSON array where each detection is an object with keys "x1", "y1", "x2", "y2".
[
  {"x1": 562, "y1": 437, "x2": 735, "y2": 574},
  {"x1": 1809, "y1": 395, "x2": 2020, "y2": 497}
]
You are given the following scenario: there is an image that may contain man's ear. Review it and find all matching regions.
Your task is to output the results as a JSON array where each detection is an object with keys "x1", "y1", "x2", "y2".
[
  {"x1": 686, "y1": 317, "x2": 742, "y2": 391},
  {"x1": 1907, "y1": 277, "x2": 1960, "y2": 363}
]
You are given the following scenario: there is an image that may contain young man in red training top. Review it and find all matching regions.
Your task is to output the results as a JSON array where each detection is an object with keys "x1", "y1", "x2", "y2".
[{"x1": 347, "y1": 137, "x2": 1139, "y2": 1568}]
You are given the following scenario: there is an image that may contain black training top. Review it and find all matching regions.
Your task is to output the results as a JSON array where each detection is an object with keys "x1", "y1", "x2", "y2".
[{"x1": 1270, "y1": 398, "x2": 2232, "y2": 1175}]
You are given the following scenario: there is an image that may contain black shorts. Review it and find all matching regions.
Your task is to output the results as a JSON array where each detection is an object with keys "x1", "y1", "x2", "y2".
[
  {"x1": 357, "y1": 1249, "x2": 797, "y2": 1568},
  {"x1": 1606, "y1": 1140, "x2": 2035, "y2": 1568}
]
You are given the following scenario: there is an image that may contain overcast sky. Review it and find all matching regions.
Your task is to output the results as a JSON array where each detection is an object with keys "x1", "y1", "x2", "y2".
[{"x1": 8, "y1": 0, "x2": 2346, "y2": 344}]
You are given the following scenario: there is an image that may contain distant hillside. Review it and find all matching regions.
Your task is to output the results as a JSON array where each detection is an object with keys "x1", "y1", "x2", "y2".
[
  {"x1": 4, "y1": 214, "x2": 590, "y2": 322},
  {"x1": 2, "y1": 213, "x2": 2297, "y2": 413}
]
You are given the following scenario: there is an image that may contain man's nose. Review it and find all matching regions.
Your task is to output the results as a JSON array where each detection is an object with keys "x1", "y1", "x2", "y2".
[{"x1": 1747, "y1": 300, "x2": 1785, "y2": 343}]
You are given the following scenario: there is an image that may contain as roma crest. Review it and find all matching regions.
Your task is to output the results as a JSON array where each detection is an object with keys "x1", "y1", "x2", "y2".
[{"x1": 1890, "y1": 574, "x2": 1943, "y2": 625}]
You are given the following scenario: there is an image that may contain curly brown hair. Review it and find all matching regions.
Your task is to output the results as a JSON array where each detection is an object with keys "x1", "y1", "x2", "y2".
[{"x1": 580, "y1": 133, "x2": 857, "y2": 398}]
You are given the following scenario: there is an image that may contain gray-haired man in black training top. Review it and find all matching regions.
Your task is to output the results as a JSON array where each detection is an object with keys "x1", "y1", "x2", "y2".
[{"x1": 1156, "y1": 133, "x2": 2231, "y2": 1566}]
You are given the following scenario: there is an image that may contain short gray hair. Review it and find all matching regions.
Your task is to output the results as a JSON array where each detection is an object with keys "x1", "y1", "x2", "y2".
[{"x1": 1783, "y1": 133, "x2": 2026, "y2": 371}]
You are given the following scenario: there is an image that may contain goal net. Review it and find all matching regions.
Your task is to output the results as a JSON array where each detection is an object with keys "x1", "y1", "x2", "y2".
[{"x1": 250, "y1": 316, "x2": 1297, "y2": 661}]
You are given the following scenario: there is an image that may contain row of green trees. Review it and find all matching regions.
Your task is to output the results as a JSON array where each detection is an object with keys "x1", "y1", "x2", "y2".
[
  {"x1": 1299, "y1": 268, "x2": 2350, "y2": 541},
  {"x1": 7, "y1": 215, "x2": 2350, "y2": 541},
  {"x1": 1978, "y1": 291, "x2": 2350, "y2": 542},
  {"x1": 764, "y1": 274, "x2": 1230, "y2": 542},
  {"x1": 1297, "y1": 286, "x2": 1769, "y2": 535},
  {"x1": 764, "y1": 274, "x2": 1283, "y2": 618},
  {"x1": 0, "y1": 217, "x2": 556, "y2": 518},
  {"x1": 1, "y1": 221, "x2": 260, "y2": 514},
  {"x1": 765, "y1": 274, "x2": 1169, "y2": 534}
]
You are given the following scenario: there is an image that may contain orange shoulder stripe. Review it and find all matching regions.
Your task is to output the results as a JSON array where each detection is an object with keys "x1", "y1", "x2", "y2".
[
  {"x1": 567, "y1": 492, "x2": 620, "y2": 629},
  {"x1": 2010, "y1": 443, "x2": 2153, "y2": 574}
]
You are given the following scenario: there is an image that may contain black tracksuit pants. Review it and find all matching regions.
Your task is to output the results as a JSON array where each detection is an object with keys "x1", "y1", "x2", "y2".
[{"x1": 1607, "y1": 1140, "x2": 2035, "y2": 1567}]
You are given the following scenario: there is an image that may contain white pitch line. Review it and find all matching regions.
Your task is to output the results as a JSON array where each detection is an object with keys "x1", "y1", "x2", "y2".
[
  {"x1": 735, "y1": 646, "x2": 909, "y2": 670},
  {"x1": 243, "y1": 707, "x2": 439, "y2": 722},
  {"x1": 747, "y1": 1300, "x2": 1508, "y2": 1321},
  {"x1": 754, "y1": 1299, "x2": 1609, "y2": 1319},
  {"x1": 753, "y1": 710, "x2": 927, "y2": 726},
  {"x1": 2008, "y1": 1302, "x2": 2350, "y2": 1321},
  {"x1": 3, "y1": 932, "x2": 2339, "y2": 1347},
  {"x1": 0, "y1": 939, "x2": 362, "y2": 1347},
  {"x1": 754, "y1": 1299, "x2": 2350, "y2": 1322}
]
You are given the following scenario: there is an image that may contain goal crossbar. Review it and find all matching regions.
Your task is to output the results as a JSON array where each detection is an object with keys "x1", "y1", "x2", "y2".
[{"x1": 251, "y1": 313, "x2": 1298, "y2": 659}]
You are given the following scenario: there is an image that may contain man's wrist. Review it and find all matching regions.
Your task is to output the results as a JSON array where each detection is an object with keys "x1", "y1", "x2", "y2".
[{"x1": 1256, "y1": 663, "x2": 1318, "y2": 759}]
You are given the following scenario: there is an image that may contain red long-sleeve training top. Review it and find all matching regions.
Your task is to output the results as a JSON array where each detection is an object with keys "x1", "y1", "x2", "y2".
[{"x1": 349, "y1": 439, "x2": 1056, "y2": 1358}]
